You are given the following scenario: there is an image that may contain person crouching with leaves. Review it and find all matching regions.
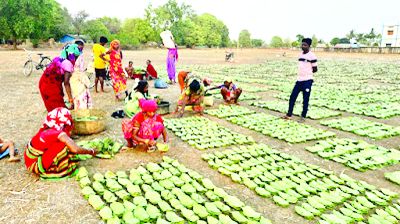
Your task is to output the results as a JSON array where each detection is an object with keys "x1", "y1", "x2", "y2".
[{"x1": 122, "y1": 99, "x2": 168, "y2": 152}]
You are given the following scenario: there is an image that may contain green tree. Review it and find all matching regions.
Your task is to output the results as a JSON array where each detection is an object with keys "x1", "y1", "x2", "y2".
[
  {"x1": 0, "y1": 0, "x2": 59, "y2": 49},
  {"x1": 311, "y1": 35, "x2": 318, "y2": 48},
  {"x1": 120, "y1": 18, "x2": 157, "y2": 45},
  {"x1": 251, "y1": 39, "x2": 264, "y2": 47},
  {"x1": 194, "y1": 14, "x2": 229, "y2": 47},
  {"x1": 98, "y1": 17, "x2": 121, "y2": 34},
  {"x1": 49, "y1": 5, "x2": 74, "y2": 41},
  {"x1": 291, "y1": 41, "x2": 300, "y2": 47},
  {"x1": 270, "y1": 36, "x2": 284, "y2": 48},
  {"x1": 330, "y1": 37, "x2": 340, "y2": 46},
  {"x1": 72, "y1": 10, "x2": 89, "y2": 36},
  {"x1": 295, "y1": 34, "x2": 304, "y2": 43},
  {"x1": 171, "y1": 19, "x2": 204, "y2": 47},
  {"x1": 83, "y1": 20, "x2": 110, "y2": 43},
  {"x1": 238, "y1": 29, "x2": 251, "y2": 48}
]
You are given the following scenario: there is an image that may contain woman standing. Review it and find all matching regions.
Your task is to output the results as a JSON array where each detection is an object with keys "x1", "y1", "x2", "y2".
[
  {"x1": 24, "y1": 108, "x2": 96, "y2": 180},
  {"x1": 108, "y1": 40, "x2": 127, "y2": 100},
  {"x1": 39, "y1": 41, "x2": 84, "y2": 111},
  {"x1": 167, "y1": 46, "x2": 178, "y2": 84},
  {"x1": 70, "y1": 52, "x2": 93, "y2": 109}
]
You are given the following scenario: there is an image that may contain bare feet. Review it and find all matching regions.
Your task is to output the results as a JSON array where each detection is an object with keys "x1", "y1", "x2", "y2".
[
  {"x1": 101, "y1": 89, "x2": 110, "y2": 93},
  {"x1": 7, "y1": 156, "x2": 20, "y2": 162},
  {"x1": 121, "y1": 146, "x2": 133, "y2": 151}
]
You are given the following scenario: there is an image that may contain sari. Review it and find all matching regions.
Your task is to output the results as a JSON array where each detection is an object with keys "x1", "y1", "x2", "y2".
[
  {"x1": 177, "y1": 82, "x2": 205, "y2": 112},
  {"x1": 167, "y1": 48, "x2": 178, "y2": 81},
  {"x1": 122, "y1": 112, "x2": 164, "y2": 145},
  {"x1": 24, "y1": 108, "x2": 78, "y2": 180},
  {"x1": 70, "y1": 54, "x2": 93, "y2": 109},
  {"x1": 109, "y1": 41, "x2": 127, "y2": 98}
]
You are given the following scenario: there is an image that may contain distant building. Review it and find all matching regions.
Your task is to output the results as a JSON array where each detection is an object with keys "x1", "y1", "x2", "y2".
[
  {"x1": 381, "y1": 25, "x2": 400, "y2": 47},
  {"x1": 59, "y1": 34, "x2": 90, "y2": 43}
]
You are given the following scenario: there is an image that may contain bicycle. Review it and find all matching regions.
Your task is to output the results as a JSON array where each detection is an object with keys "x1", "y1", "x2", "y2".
[{"x1": 23, "y1": 48, "x2": 52, "y2": 76}]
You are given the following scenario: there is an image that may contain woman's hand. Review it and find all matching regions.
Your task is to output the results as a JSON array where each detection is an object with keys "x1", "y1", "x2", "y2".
[
  {"x1": 85, "y1": 148, "x2": 97, "y2": 156},
  {"x1": 148, "y1": 140, "x2": 157, "y2": 147}
]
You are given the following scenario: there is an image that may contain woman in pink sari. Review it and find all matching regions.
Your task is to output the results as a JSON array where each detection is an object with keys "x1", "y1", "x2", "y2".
[
  {"x1": 107, "y1": 40, "x2": 127, "y2": 100},
  {"x1": 122, "y1": 99, "x2": 168, "y2": 152}
]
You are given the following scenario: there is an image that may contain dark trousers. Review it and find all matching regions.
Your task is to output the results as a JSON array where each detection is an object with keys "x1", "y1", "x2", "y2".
[{"x1": 287, "y1": 80, "x2": 313, "y2": 118}]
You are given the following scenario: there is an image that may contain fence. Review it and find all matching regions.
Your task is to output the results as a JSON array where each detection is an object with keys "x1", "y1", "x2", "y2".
[{"x1": 313, "y1": 47, "x2": 400, "y2": 54}]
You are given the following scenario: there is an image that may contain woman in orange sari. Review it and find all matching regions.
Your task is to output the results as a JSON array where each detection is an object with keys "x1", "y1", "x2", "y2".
[
  {"x1": 24, "y1": 108, "x2": 96, "y2": 180},
  {"x1": 107, "y1": 40, "x2": 127, "y2": 100}
]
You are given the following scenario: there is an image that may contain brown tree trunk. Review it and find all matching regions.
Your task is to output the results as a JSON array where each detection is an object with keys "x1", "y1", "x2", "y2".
[{"x1": 12, "y1": 36, "x2": 17, "y2": 50}]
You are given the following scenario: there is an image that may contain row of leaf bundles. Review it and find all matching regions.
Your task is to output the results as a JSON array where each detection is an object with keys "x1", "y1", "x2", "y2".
[
  {"x1": 385, "y1": 171, "x2": 400, "y2": 185},
  {"x1": 306, "y1": 138, "x2": 400, "y2": 171},
  {"x1": 359, "y1": 200, "x2": 400, "y2": 224},
  {"x1": 225, "y1": 113, "x2": 335, "y2": 143},
  {"x1": 205, "y1": 105, "x2": 255, "y2": 118},
  {"x1": 201, "y1": 144, "x2": 398, "y2": 222},
  {"x1": 164, "y1": 117, "x2": 254, "y2": 150},
  {"x1": 320, "y1": 116, "x2": 400, "y2": 140},
  {"x1": 76, "y1": 157, "x2": 272, "y2": 224},
  {"x1": 77, "y1": 138, "x2": 123, "y2": 159}
]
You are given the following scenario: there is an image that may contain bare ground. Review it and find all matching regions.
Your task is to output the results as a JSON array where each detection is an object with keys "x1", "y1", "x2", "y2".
[{"x1": 0, "y1": 48, "x2": 399, "y2": 224}]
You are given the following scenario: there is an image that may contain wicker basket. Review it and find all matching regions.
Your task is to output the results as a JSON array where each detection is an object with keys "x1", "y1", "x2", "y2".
[
  {"x1": 204, "y1": 94, "x2": 214, "y2": 106},
  {"x1": 71, "y1": 109, "x2": 106, "y2": 135}
]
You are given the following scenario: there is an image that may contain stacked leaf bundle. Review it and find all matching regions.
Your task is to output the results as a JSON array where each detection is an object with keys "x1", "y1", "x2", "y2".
[
  {"x1": 201, "y1": 144, "x2": 399, "y2": 222},
  {"x1": 320, "y1": 117, "x2": 400, "y2": 140},
  {"x1": 251, "y1": 101, "x2": 341, "y2": 120},
  {"x1": 306, "y1": 138, "x2": 400, "y2": 171},
  {"x1": 77, "y1": 138, "x2": 123, "y2": 159},
  {"x1": 385, "y1": 171, "x2": 400, "y2": 185},
  {"x1": 222, "y1": 112, "x2": 335, "y2": 143},
  {"x1": 164, "y1": 117, "x2": 254, "y2": 150},
  {"x1": 205, "y1": 105, "x2": 255, "y2": 118},
  {"x1": 76, "y1": 157, "x2": 272, "y2": 224}
]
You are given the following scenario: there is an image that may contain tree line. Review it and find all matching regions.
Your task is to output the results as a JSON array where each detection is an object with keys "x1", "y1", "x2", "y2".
[{"x1": 0, "y1": 0, "x2": 266, "y2": 49}]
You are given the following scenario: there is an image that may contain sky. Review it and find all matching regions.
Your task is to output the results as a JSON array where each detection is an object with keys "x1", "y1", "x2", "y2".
[{"x1": 56, "y1": 0, "x2": 400, "y2": 42}]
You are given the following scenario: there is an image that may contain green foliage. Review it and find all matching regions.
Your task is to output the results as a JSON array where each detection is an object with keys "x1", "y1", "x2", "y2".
[
  {"x1": 270, "y1": 36, "x2": 284, "y2": 48},
  {"x1": 238, "y1": 30, "x2": 251, "y2": 48},
  {"x1": 0, "y1": 0, "x2": 59, "y2": 48},
  {"x1": 330, "y1": 37, "x2": 340, "y2": 46},
  {"x1": 311, "y1": 35, "x2": 318, "y2": 48},
  {"x1": 98, "y1": 17, "x2": 121, "y2": 34},
  {"x1": 194, "y1": 14, "x2": 229, "y2": 47},
  {"x1": 83, "y1": 20, "x2": 110, "y2": 43},
  {"x1": 291, "y1": 41, "x2": 300, "y2": 47},
  {"x1": 72, "y1": 10, "x2": 89, "y2": 36},
  {"x1": 120, "y1": 18, "x2": 157, "y2": 44},
  {"x1": 251, "y1": 39, "x2": 264, "y2": 47}
]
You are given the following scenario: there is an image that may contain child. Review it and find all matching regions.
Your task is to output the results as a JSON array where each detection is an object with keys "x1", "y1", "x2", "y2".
[
  {"x1": 146, "y1": 60, "x2": 158, "y2": 80},
  {"x1": 283, "y1": 38, "x2": 318, "y2": 122},
  {"x1": 70, "y1": 53, "x2": 93, "y2": 109},
  {"x1": 125, "y1": 61, "x2": 135, "y2": 79},
  {"x1": 0, "y1": 138, "x2": 20, "y2": 162}
]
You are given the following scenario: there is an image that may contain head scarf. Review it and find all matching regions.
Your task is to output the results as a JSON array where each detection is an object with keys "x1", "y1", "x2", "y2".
[
  {"x1": 60, "y1": 44, "x2": 82, "y2": 65},
  {"x1": 302, "y1": 38, "x2": 312, "y2": 46},
  {"x1": 110, "y1": 40, "x2": 120, "y2": 51},
  {"x1": 139, "y1": 99, "x2": 158, "y2": 113},
  {"x1": 42, "y1": 107, "x2": 73, "y2": 134}
]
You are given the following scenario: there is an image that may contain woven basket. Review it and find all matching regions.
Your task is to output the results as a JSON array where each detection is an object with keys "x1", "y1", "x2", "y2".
[{"x1": 71, "y1": 109, "x2": 106, "y2": 135}]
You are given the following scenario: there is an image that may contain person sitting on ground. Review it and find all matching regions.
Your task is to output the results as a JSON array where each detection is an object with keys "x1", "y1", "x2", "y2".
[
  {"x1": 207, "y1": 77, "x2": 242, "y2": 104},
  {"x1": 0, "y1": 137, "x2": 20, "y2": 162},
  {"x1": 125, "y1": 61, "x2": 135, "y2": 79},
  {"x1": 176, "y1": 79, "x2": 205, "y2": 117},
  {"x1": 24, "y1": 108, "x2": 97, "y2": 180},
  {"x1": 145, "y1": 60, "x2": 158, "y2": 80},
  {"x1": 122, "y1": 99, "x2": 167, "y2": 152},
  {"x1": 124, "y1": 80, "x2": 151, "y2": 118}
]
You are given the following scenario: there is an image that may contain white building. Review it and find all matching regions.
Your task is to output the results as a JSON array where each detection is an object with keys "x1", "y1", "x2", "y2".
[{"x1": 381, "y1": 25, "x2": 400, "y2": 47}]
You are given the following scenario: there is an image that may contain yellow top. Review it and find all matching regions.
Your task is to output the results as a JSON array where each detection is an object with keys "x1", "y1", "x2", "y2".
[{"x1": 92, "y1": 43, "x2": 106, "y2": 69}]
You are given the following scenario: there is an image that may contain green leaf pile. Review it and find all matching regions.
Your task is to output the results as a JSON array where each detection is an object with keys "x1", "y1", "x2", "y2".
[
  {"x1": 164, "y1": 117, "x2": 254, "y2": 150},
  {"x1": 78, "y1": 157, "x2": 272, "y2": 224},
  {"x1": 77, "y1": 138, "x2": 123, "y2": 159},
  {"x1": 205, "y1": 105, "x2": 255, "y2": 118},
  {"x1": 385, "y1": 171, "x2": 400, "y2": 185},
  {"x1": 202, "y1": 144, "x2": 399, "y2": 222}
]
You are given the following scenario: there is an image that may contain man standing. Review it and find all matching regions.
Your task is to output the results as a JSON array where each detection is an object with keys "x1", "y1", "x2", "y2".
[
  {"x1": 283, "y1": 38, "x2": 318, "y2": 122},
  {"x1": 93, "y1": 36, "x2": 109, "y2": 92}
]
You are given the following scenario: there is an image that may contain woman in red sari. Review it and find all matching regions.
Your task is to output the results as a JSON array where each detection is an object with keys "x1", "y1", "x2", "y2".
[
  {"x1": 107, "y1": 40, "x2": 127, "y2": 100},
  {"x1": 39, "y1": 41, "x2": 84, "y2": 112},
  {"x1": 24, "y1": 108, "x2": 96, "y2": 180},
  {"x1": 122, "y1": 99, "x2": 168, "y2": 152}
]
